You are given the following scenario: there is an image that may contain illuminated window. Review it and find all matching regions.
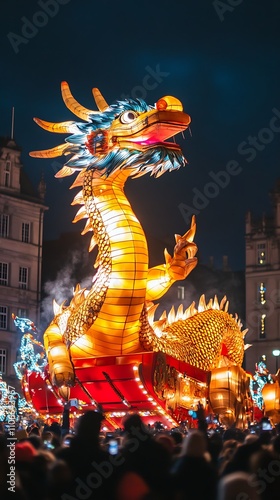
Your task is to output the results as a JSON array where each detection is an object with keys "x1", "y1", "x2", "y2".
[
  {"x1": 257, "y1": 243, "x2": 266, "y2": 265},
  {"x1": 259, "y1": 313, "x2": 266, "y2": 339},
  {"x1": 178, "y1": 286, "x2": 185, "y2": 300},
  {"x1": 19, "y1": 267, "x2": 28, "y2": 289},
  {"x1": 21, "y1": 223, "x2": 30, "y2": 243},
  {"x1": 0, "y1": 263, "x2": 8, "y2": 286},
  {"x1": 0, "y1": 214, "x2": 9, "y2": 238},
  {"x1": 4, "y1": 161, "x2": 11, "y2": 187},
  {"x1": 259, "y1": 283, "x2": 266, "y2": 305},
  {"x1": 0, "y1": 307, "x2": 8, "y2": 330},
  {"x1": 0, "y1": 348, "x2": 7, "y2": 373}
]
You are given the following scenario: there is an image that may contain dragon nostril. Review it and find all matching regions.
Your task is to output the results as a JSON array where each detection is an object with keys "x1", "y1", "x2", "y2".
[
  {"x1": 156, "y1": 96, "x2": 184, "y2": 112},
  {"x1": 156, "y1": 98, "x2": 168, "y2": 111}
]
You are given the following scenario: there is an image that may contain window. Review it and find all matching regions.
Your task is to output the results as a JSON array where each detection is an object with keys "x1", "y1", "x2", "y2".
[
  {"x1": 19, "y1": 267, "x2": 28, "y2": 289},
  {"x1": 0, "y1": 348, "x2": 7, "y2": 374},
  {"x1": 17, "y1": 308, "x2": 27, "y2": 318},
  {"x1": 0, "y1": 263, "x2": 8, "y2": 286},
  {"x1": 21, "y1": 223, "x2": 30, "y2": 243},
  {"x1": 4, "y1": 161, "x2": 11, "y2": 187},
  {"x1": 178, "y1": 286, "x2": 185, "y2": 300},
  {"x1": 257, "y1": 243, "x2": 266, "y2": 265},
  {"x1": 0, "y1": 214, "x2": 9, "y2": 238},
  {"x1": 259, "y1": 313, "x2": 266, "y2": 339},
  {"x1": 258, "y1": 283, "x2": 266, "y2": 305},
  {"x1": 0, "y1": 307, "x2": 8, "y2": 329}
]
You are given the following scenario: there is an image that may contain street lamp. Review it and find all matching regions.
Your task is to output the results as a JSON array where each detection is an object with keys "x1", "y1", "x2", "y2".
[{"x1": 272, "y1": 349, "x2": 280, "y2": 372}]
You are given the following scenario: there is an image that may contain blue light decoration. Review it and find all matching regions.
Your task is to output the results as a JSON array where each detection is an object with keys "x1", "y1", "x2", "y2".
[
  {"x1": 0, "y1": 372, "x2": 30, "y2": 422},
  {"x1": 12, "y1": 314, "x2": 47, "y2": 380},
  {"x1": 249, "y1": 355, "x2": 273, "y2": 410}
]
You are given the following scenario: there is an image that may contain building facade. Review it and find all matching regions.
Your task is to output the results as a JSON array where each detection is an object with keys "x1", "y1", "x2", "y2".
[
  {"x1": 0, "y1": 136, "x2": 47, "y2": 390},
  {"x1": 245, "y1": 179, "x2": 280, "y2": 374}
]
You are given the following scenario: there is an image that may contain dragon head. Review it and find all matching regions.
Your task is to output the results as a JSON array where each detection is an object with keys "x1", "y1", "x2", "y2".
[{"x1": 30, "y1": 82, "x2": 191, "y2": 179}]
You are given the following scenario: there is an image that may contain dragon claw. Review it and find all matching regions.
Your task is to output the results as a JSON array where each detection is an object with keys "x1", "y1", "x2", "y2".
[{"x1": 166, "y1": 216, "x2": 198, "y2": 281}]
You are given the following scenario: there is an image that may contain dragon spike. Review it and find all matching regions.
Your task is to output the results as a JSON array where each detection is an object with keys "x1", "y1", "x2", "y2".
[
  {"x1": 148, "y1": 303, "x2": 159, "y2": 323},
  {"x1": 159, "y1": 310, "x2": 167, "y2": 321},
  {"x1": 29, "y1": 142, "x2": 69, "y2": 158},
  {"x1": 206, "y1": 298, "x2": 213, "y2": 309},
  {"x1": 213, "y1": 295, "x2": 220, "y2": 310},
  {"x1": 244, "y1": 343, "x2": 252, "y2": 350},
  {"x1": 89, "y1": 235, "x2": 97, "y2": 252},
  {"x1": 198, "y1": 294, "x2": 207, "y2": 312},
  {"x1": 153, "y1": 319, "x2": 168, "y2": 331},
  {"x1": 168, "y1": 306, "x2": 176, "y2": 324},
  {"x1": 183, "y1": 301, "x2": 196, "y2": 319},
  {"x1": 71, "y1": 190, "x2": 84, "y2": 206},
  {"x1": 154, "y1": 326, "x2": 164, "y2": 338},
  {"x1": 73, "y1": 284, "x2": 81, "y2": 294},
  {"x1": 92, "y1": 88, "x2": 109, "y2": 112},
  {"x1": 53, "y1": 299, "x2": 67, "y2": 315},
  {"x1": 81, "y1": 218, "x2": 93, "y2": 235},
  {"x1": 220, "y1": 296, "x2": 227, "y2": 310},
  {"x1": 53, "y1": 299, "x2": 62, "y2": 316},
  {"x1": 72, "y1": 206, "x2": 87, "y2": 223},
  {"x1": 55, "y1": 166, "x2": 78, "y2": 178},
  {"x1": 94, "y1": 253, "x2": 101, "y2": 269},
  {"x1": 70, "y1": 170, "x2": 85, "y2": 189},
  {"x1": 61, "y1": 81, "x2": 96, "y2": 122},
  {"x1": 164, "y1": 248, "x2": 172, "y2": 264},
  {"x1": 33, "y1": 117, "x2": 77, "y2": 134},
  {"x1": 242, "y1": 328, "x2": 249, "y2": 338},
  {"x1": 176, "y1": 304, "x2": 184, "y2": 320}
]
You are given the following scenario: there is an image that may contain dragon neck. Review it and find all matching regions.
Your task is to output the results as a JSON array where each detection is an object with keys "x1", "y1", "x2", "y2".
[{"x1": 66, "y1": 169, "x2": 149, "y2": 356}]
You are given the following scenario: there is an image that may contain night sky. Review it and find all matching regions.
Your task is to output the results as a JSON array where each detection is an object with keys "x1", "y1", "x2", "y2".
[{"x1": 1, "y1": 0, "x2": 280, "y2": 271}]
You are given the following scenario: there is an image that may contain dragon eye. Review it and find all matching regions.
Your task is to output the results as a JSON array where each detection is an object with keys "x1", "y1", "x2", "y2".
[{"x1": 120, "y1": 111, "x2": 138, "y2": 124}]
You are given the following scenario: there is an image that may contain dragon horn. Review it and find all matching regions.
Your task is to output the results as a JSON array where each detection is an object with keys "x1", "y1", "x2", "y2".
[
  {"x1": 61, "y1": 81, "x2": 96, "y2": 122},
  {"x1": 33, "y1": 117, "x2": 76, "y2": 134},
  {"x1": 29, "y1": 143, "x2": 69, "y2": 158},
  {"x1": 92, "y1": 88, "x2": 109, "y2": 112}
]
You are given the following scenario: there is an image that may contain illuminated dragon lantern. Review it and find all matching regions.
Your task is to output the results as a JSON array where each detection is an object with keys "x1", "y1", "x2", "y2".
[{"x1": 30, "y1": 83, "x2": 249, "y2": 424}]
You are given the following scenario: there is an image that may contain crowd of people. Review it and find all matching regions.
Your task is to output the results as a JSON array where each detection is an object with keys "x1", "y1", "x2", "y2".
[{"x1": 1, "y1": 411, "x2": 280, "y2": 499}]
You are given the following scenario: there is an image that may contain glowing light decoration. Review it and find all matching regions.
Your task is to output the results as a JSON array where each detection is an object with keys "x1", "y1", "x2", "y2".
[
  {"x1": 28, "y1": 82, "x2": 249, "y2": 424},
  {"x1": 250, "y1": 356, "x2": 273, "y2": 410},
  {"x1": 12, "y1": 314, "x2": 47, "y2": 380}
]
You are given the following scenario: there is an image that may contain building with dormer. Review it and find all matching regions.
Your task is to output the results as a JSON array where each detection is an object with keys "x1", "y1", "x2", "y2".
[{"x1": 0, "y1": 136, "x2": 47, "y2": 390}]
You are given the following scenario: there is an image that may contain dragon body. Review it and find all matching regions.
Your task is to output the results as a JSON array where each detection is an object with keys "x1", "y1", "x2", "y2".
[{"x1": 30, "y1": 83, "x2": 247, "y2": 389}]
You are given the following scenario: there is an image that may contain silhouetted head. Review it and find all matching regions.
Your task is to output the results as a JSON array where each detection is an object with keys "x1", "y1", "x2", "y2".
[
  {"x1": 122, "y1": 413, "x2": 145, "y2": 435},
  {"x1": 76, "y1": 411, "x2": 103, "y2": 440}
]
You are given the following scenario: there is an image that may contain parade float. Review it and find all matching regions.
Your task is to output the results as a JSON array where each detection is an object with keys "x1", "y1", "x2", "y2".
[{"x1": 22, "y1": 82, "x2": 279, "y2": 429}]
